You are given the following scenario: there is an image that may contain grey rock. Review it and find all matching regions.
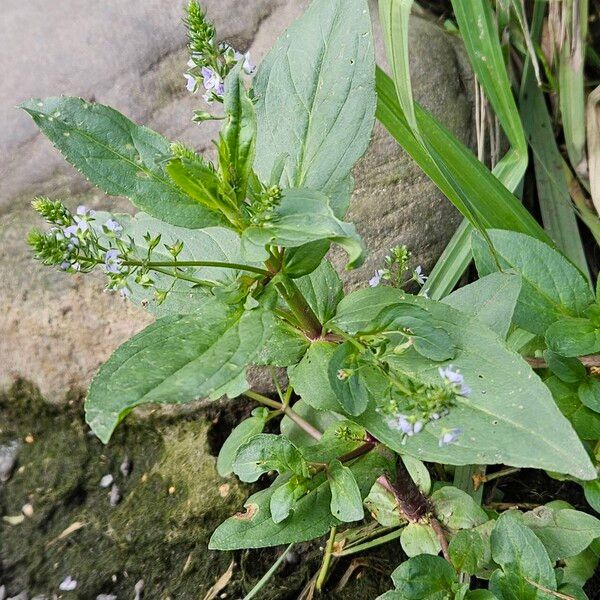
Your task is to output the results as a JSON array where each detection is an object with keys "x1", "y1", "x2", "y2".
[
  {"x1": 0, "y1": 585, "x2": 6, "y2": 600},
  {"x1": 119, "y1": 456, "x2": 132, "y2": 477},
  {"x1": 7, "y1": 593, "x2": 28, "y2": 600},
  {"x1": 96, "y1": 595, "x2": 117, "y2": 600},
  {"x1": 0, "y1": 0, "x2": 472, "y2": 401},
  {"x1": 133, "y1": 579, "x2": 144, "y2": 600},
  {"x1": 0, "y1": 441, "x2": 21, "y2": 483}
]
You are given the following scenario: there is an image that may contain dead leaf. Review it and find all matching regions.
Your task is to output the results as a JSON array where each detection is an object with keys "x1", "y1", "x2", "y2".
[
  {"x1": 587, "y1": 85, "x2": 600, "y2": 216},
  {"x1": 46, "y1": 521, "x2": 86, "y2": 547},
  {"x1": 201, "y1": 559, "x2": 234, "y2": 600}
]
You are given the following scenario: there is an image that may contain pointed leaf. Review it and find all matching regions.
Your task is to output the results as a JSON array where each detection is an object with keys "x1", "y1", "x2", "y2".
[
  {"x1": 85, "y1": 300, "x2": 273, "y2": 443},
  {"x1": 253, "y1": 0, "x2": 375, "y2": 216},
  {"x1": 328, "y1": 459, "x2": 364, "y2": 522},
  {"x1": 20, "y1": 97, "x2": 223, "y2": 228}
]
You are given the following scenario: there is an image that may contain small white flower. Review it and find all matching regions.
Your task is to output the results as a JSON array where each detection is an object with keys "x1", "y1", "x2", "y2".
[
  {"x1": 59, "y1": 576, "x2": 78, "y2": 591},
  {"x1": 104, "y1": 249, "x2": 123, "y2": 274},
  {"x1": 104, "y1": 219, "x2": 123, "y2": 236},
  {"x1": 235, "y1": 50, "x2": 256, "y2": 74},
  {"x1": 414, "y1": 265, "x2": 428, "y2": 285},
  {"x1": 438, "y1": 428, "x2": 462, "y2": 447}
]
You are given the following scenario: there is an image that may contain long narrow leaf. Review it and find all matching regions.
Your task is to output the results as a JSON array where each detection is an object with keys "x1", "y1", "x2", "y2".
[
  {"x1": 519, "y1": 2, "x2": 590, "y2": 278},
  {"x1": 376, "y1": 68, "x2": 550, "y2": 242}
]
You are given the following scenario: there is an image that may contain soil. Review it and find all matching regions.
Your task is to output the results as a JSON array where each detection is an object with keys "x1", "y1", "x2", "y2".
[{"x1": 0, "y1": 381, "x2": 396, "y2": 599}]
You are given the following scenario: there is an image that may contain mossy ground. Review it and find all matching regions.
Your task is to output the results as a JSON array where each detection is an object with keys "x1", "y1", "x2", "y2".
[{"x1": 0, "y1": 381, "x2": 393, "y2": 599}]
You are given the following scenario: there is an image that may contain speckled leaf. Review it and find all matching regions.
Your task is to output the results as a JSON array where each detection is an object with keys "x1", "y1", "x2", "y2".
[
  {"x1": 328, "y1": 287, "x2": 595, "y2": 479},
  {"x1": 20, "y1": 97, "x2": 223, "y2": 228},
  {"x1": 443, "y1": 272, "x2": 522, "y2": 339},
  {"x1": 85, "y1": 300, "x2": 273, "y2": 443},
  {"x1": 253, "y1": 0, "x2": 375, "y2": 217},
  {"x1": 209, "y1": 448, "x2": 392, "y2": 549}
]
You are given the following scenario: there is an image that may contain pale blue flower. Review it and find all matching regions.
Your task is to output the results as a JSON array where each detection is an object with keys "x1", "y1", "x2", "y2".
[
  {"x1": 104, "y1": 219, "x2": 123, "y2": 236},
  {"x1": 119, "y1": 287, "x2": 131, "y2": 299},
  {"x1": 202, "y1": 66, "x2": 220, "y2": 90},
  {"x1": 369, "y1": 269, "x2": 384, "y2": 287},
  {"x1": 235, "y1": 50, "x2": 256, "y2": 74},
  {"x1": 104, "y1": 249, "x2": 123, "y2": 274},
  {"x1": 439, "y1": 365, "x2": 471, "y2": 396},
  {"x1": 184, "y1": 73, "x2": 196, "y2": 92},
  {"x1": 438, "y1": 428, "x2": 462, "y2": 447}
]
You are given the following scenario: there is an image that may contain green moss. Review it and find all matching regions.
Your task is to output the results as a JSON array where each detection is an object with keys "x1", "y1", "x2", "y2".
[{"x1": 0, "y1": 381, "x2": 394, "y2": 599}]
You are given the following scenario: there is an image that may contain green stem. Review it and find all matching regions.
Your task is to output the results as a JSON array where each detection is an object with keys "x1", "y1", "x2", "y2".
[
  {"x1": 244, "y1": 390, "x2": 323, "y2": 441},
  {"x1": 124, "y1": 259, "x2": 269, "y2": 276},
  {"x1": 243, "y1": 543, "x2": 294, "y2": 600},
  {"x1": 276, "y1": 275, "x2": 323, "y2": 339},
  {"x1": 316, "y1": 526, "x2": 337, "y2": 592},
  {"x1": 334, "y1": 527, "x2": 404, "y2": 558},
  {"x1": 149, "y1": 266, "x2": 210, "y2": 287}
]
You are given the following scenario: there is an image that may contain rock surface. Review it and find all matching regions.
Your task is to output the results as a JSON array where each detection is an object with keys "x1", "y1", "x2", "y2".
[{"x1": 0, "y1": 0, "x2": 473, "y2": 400}]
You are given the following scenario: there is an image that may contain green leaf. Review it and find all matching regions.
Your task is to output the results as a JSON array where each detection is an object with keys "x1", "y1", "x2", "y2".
[
  {"x1": 578, "y1": 378, "x2": 600, "y2": 412},
  {"x1": 431, "y1": 486, "x2": 488, "y2": 531},
  {"x1": 270, "y1": 480, "x2": 299, "y2": 524},
  {"x1": 583, "y1": 479, "x2": 600, "y2": 514},
  {"x1": 20, "y1": 97, "x2": 222, "y2": 228},
  {"x1": 299, "y1": 420, "x2": 366, "y2": 463},
  {"x1": 543, "y1": 351, "x2": 586, "y2": 384},
  {"x1": 443, "y1": 273, "x2": 522, "y2": 340},
  {"x1": 282, "y1": 240, "x2": 330, "y2": 279},
  {"x1": 545, "y1": 317, "x2": 600, "y2": 357},
  {"x1": 101, "y1": 212, "x2": 254, "y2": 316},
  {"x1": 288, "y1": 342, "x2": 342, "y2": 413},
  {"x1": 472, "y1": 230, "x2": 594, "y2": 336},
  {"x1": 369, "y1": 304, "x2": 456, "y2": 361},
  {"x1": 386, "y1": 555, "x2": 457, "y2": 599},
  {"x1": 232, "y1": 433, "x2": 308, "y2": 483},
  {"x1": 217, "y1": 408, "x2": 269, "y2": 477},
  {"x1": 166, "y1": 156, "x2": 227, "y2": 216},
  {"x1": 562, "y1": 546, "x2": 599, "y2": 587},
  {"x1": 294, "y1": 260, "x2": 343, "y2": 324},
  {"x1": 402, "y1": 455, "x2": 431, "y2": 495},
  {"x1": 364, "y1": 480, "x2": 403, "y2": 527},
  {"x1": 253, "y1": 0, "x2": 375, "y2": 216},
  {"x1": 254, "y1": 318, "x2": 309, "y2": 367},
  {"x1": 449, "y1": 522, "x2": 494, "y2": 576},
  {"x1": 327, "y1": 342, "x2": 371, "y2": 416},
  {"x1": 545, "y1": 376, "x2": 600, "y2": 441},
  {"x1": 242, "y1": 188, "x2": 365, "y2": 269},
  {"x1": 219, "y1": 65, "x2": 256, "y2": 204},
  {"x1": 522, "y1": 505, "x2": 600, "y2": 562},
  {"x1": 209, "y1": 448, "x2": 391, "y2": 549},
  {"x1": 400, "y1": 522, "x2": 441, "y2": 558},
  {"x1": 490, "y1": 512, "x2": 556, "y2": 599},
  {"x1": 280, "y1": 400, "x2": 344, "y2": 448},
  {"x1": 328, "y1": 459, "x2": 364, "y2": 522},
  {"x1": 85, "y1": 300, "x2": 273, "y2": 443},
  {"x1": 375, "y1": 68, "x2": 550, "y2": 243},
  {"x1": 329, "y1": 288, "x2": 596, "y2": 479}
]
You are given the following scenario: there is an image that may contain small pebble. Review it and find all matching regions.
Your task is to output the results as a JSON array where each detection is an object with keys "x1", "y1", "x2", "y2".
[
  {"x1": 284, "y1": 551, "x2": 300, "y2": 566},
  {"x1": 109, "y1": 484, "x2": 121, "y2": 507},
  {"x1": 7, "y1": 592, "x2": 27, "y2": 600},
  {"x1": 134, "y1": 579, "x2": 144, "y2": 600},
  {"x1": 0, "y1": 440, "x2": 21, "y2": 482},
  {"x1": 168, "y1": 486, "x2": 176, "y2": 495},
  {"x1": 0, "y1": 585, "x2": 5, "y2": 600},
  {"x1": 59, "y1": 576, "x2": 77, "y2": 591},
  {"x1": 96, "y1": 595, "x2": 117, "y2": 600},
  {"x1": 31, "y1": 595, "x2": 49, "y2": 600},
  {"x1": 22, "y1": 503, "x2": 34, "y2": 517},
  {"x1": 100, "y1": 474, "x2": 114, "y2": 488},
  {"x1": 24, "y1": 434, "x2": 34, "y2": 444},
  {"x1": 120, "y1": 456, "x2": 132, "y2": 477}
]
